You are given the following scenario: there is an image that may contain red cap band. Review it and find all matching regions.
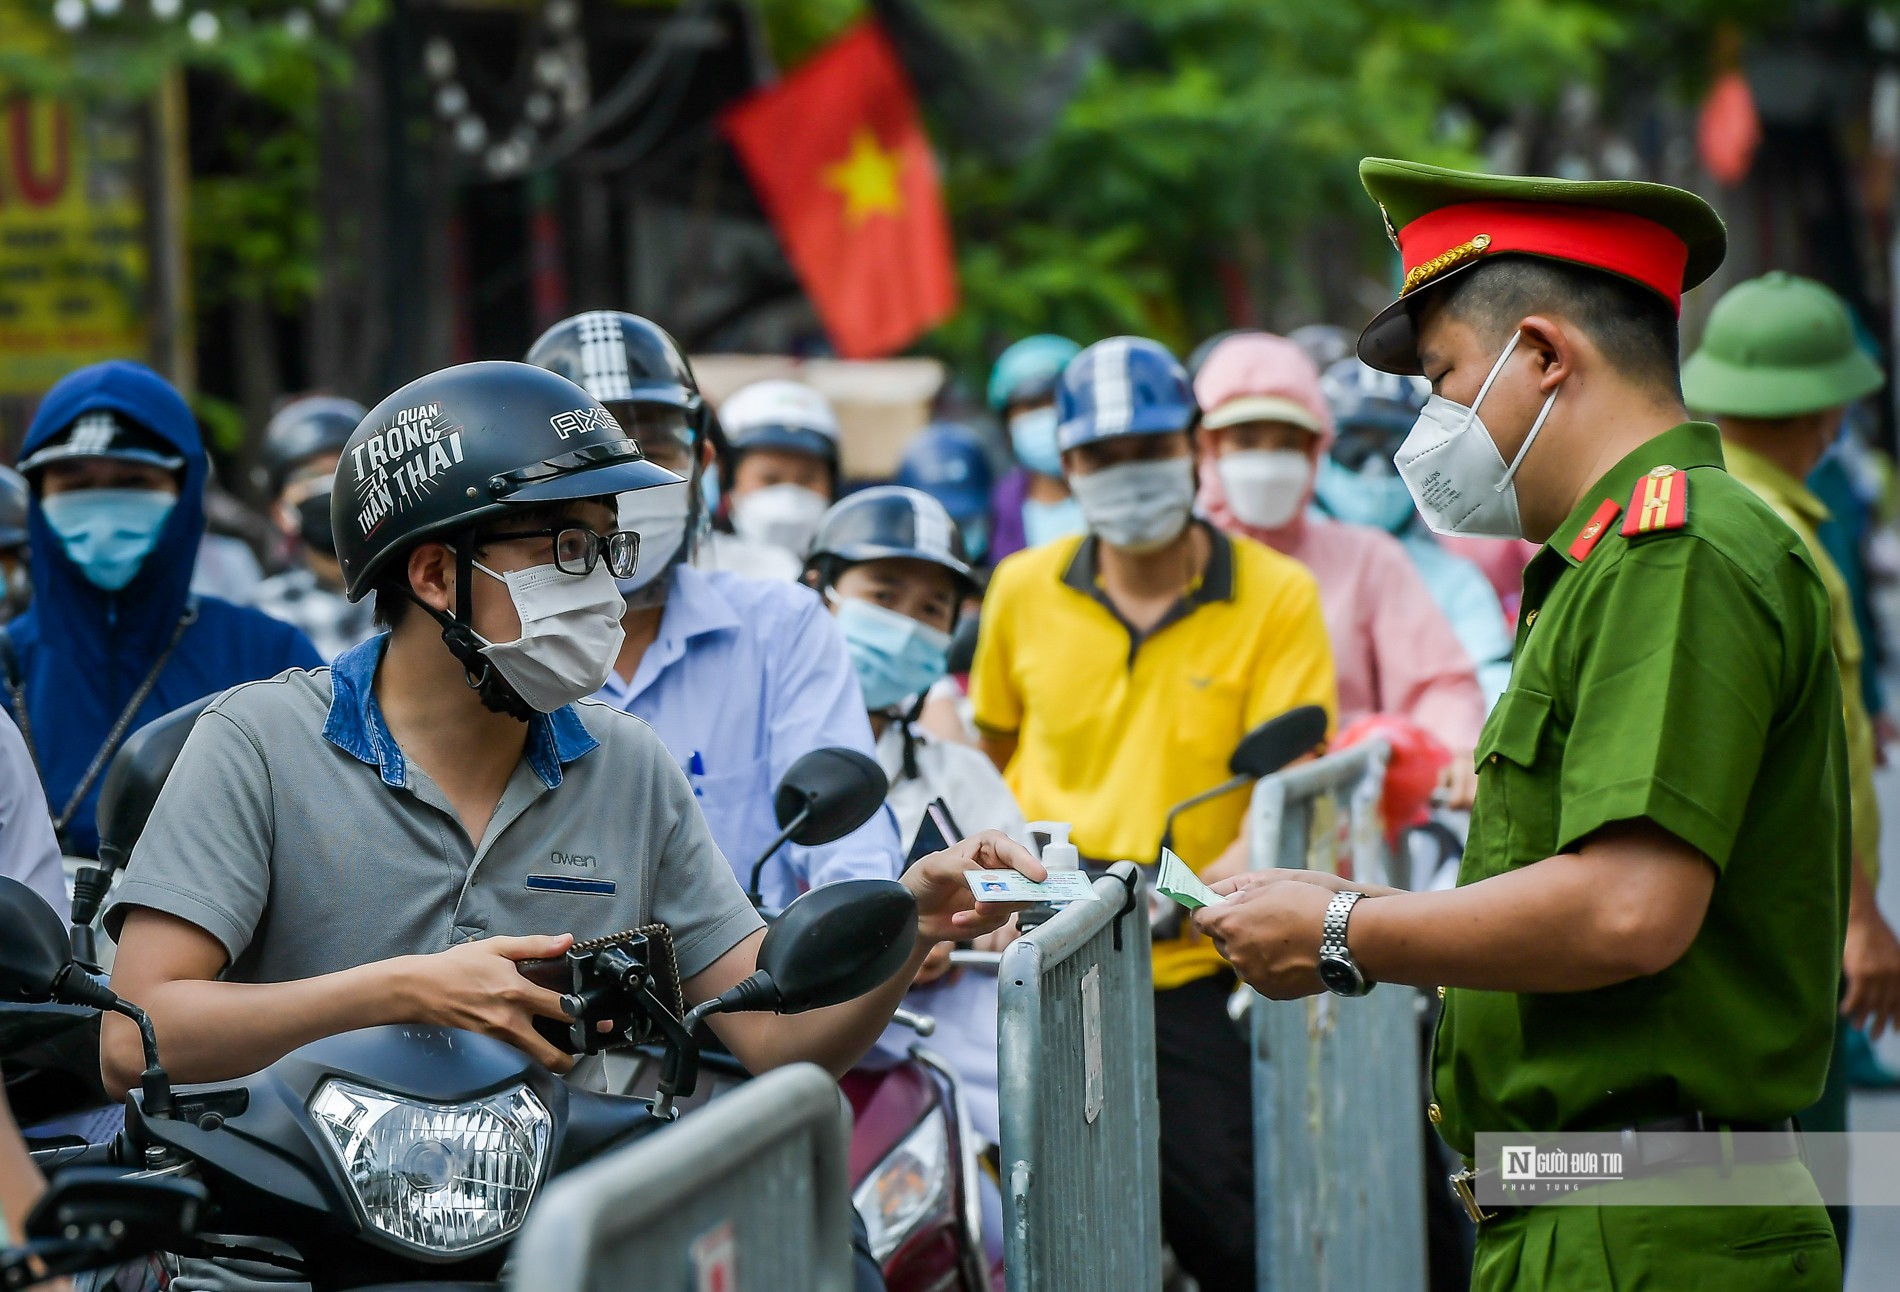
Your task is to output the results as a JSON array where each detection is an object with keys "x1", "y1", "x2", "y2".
[{"x1": 1397, "y1": 201, "x2": 1691, "y2": 314}]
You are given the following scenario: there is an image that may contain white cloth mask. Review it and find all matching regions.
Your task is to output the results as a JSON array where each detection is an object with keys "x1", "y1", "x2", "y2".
[
  {"x1": 616, "y1": 484, "x2": 691, "y2": 595},
  {"x1": 731, "y1": 482, "x2": 829, "y2": 557},
  {"x1": 1216, "y1": 449, "x2": 1311, "y2": 529},
  {"x1": 472, "y1": 559, "x2": 626, "y2": 712},
  {"x1": 1067, "y1": 455, "x2": 1196, "y2": 553},
  {"x1": 1394, "y1": 330, "x2": 1559, "y2": 540}
]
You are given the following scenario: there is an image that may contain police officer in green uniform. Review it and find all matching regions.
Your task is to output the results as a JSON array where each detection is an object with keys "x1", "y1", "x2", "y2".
[
  {"x1": 1685, "y1": 271, "x2": 1900, "y2": 1248},
  {"x1": 1192, "y1": 160, "x2": 1848, "y2": 1289}
]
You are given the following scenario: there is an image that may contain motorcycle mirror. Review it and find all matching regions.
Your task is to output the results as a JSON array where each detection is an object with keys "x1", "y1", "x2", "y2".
[
  {"x1": 773, "y1": 747, "x2": 889, "y2": 848},
  {"x1": 96, "y1": 697, "x2": 212, "y2": 871},
  {"x1": 757, "y1": 879, "x2": 918, "y2": 1013},
  {"x1": 0, "y1": 876, "x2": 72, "y2": 1002},
  {"x1": 25, "y1": 1167, "x2": 207, "y2": 1259},
  {"x1": 1229, "y1": 704, "x2": 1330, "y2": 779}
]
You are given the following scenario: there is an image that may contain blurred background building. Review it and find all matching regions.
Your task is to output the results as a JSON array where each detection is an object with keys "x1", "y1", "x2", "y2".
[{"x1": 4, "y1": 0, "x2": 1900, "y2": 492}]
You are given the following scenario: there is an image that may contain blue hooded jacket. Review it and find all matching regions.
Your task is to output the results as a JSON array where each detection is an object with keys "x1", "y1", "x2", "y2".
[{"x1": 3, "y1": 361, "x2": 321, "y2": 856}]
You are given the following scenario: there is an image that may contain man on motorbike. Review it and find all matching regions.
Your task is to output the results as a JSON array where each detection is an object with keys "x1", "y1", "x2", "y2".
[
  {"x1": 525, "y1": 312, "x2": 905, "y2": 911},
  {"x1": 967, "y1": 336, "x2": 1337, "y2": 1291},
  {"x1": 99, "y1": 361, "x2": 1038, "y2": 1105},
  {"x1": 3, "y1": 361, "x2": 321, "y2": 859},
  {"x1": 247, "y1": 395, "x2": 380, "y2": 662}
]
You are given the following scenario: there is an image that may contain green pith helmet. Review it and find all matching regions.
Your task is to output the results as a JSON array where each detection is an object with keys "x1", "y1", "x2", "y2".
[{"x1": 1681, "y1": 272, "x2": 1885, "y2": 418}]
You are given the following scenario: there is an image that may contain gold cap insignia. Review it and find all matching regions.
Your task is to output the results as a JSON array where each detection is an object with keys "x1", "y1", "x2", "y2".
[{"x1": 1400, "y1": 233, "x2": 1492, "y2": 297}]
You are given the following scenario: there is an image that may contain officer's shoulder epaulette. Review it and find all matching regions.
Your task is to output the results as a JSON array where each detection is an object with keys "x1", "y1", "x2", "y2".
[{"x1": 1619, "y1": 465, "x2": 1688, "y2": 539}]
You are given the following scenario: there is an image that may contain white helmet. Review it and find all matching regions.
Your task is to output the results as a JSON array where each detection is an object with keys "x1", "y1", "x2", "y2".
[{"x1": 719, "y1": 379, "x2": 841, "y2": 463}]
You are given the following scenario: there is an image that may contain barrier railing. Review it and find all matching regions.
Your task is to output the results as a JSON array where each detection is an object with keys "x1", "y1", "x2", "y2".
[
  {"x1": 510, "y1": 1062, "x2": 852, "y2": 1292},
  {"x1": 1248, "y1": 741, "x2": 1429, "y2": 1292},
  {"x1": 997, "y1": 860, "x2": 1162, "y2": 1291}
]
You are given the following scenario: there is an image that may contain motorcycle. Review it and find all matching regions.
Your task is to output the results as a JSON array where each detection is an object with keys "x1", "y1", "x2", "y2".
[{"x1": 2, "y1": 711, "x2": 924, "y2": 1290}]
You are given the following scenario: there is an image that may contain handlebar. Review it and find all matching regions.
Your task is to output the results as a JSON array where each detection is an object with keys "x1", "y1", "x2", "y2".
[
  {"x1": 891, "y1": 1007, "x2": 937, "y2": 1037},
  {"x1": 946, "y1": 950, "x2": 1001, "y2": 971}
]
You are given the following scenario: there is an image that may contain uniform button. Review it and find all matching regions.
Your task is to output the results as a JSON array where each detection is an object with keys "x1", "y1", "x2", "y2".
[
  {"x1": 1524, "y1": 609, "x2": 1538, "y2": 629},
  {"x1": 1793, "y1": 1251, "x2": 1810, "y2": 1274},
  {"x1": 1489, "y1": 754, "x2": 1498, "y2": 765},
  {"x1": 1436, "y1": 985, "x2": 1447, "y2": 1000},
  {"x1": 1427, "y1": 1103, "x2": 1442, "y2": 1124}
]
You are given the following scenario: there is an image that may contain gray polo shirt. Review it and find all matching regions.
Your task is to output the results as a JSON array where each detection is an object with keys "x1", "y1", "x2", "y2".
[{"x1": 105, "y1": 637, "x2": 764, "y2": 985}]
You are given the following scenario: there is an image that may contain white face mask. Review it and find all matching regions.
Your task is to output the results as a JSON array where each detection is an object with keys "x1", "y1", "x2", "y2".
[
  {"x1": 1395, "y1": 330, "x2": 1559, "y2": 540},
  {"x1": 472, "y1": 559, "x2": 626, "y2": 713},
  {"x1": 1216, "y1": 449, "x2": 1310, "y2": 529},
  {"x1": 1067, "y1": 455, "x2": 1196, "y2": 553},
  {"x1": 731, "y1": 482, "x2": 829, "y2": 556},
  {"x1": 615, "y1": 484, "x2": 691, "y2": 596}
]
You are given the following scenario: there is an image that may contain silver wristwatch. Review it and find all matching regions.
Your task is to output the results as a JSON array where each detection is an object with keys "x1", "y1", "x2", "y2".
[{"x1": 1316, "y1": 890, "x2": 1373, "y2": 997}]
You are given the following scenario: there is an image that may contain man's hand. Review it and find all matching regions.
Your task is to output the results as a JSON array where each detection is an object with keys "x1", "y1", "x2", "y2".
[
  {"x1": 903, "y1": 829, "x2": 1043, "y2": 942},
  {"x1": 1190, "y1": 879, "x2": 1335, "y2": 999},
  {"x1": 913, "y1": 941, "x2": 958, "y2": 987},
  {"x1": 1844, "y1": 901, "x2": 1900, "y2": 1040},
  {"x1": 1210, "y1": 869, "x2": 1359, "y2": 899},
  {"x1": 395, "y1": 934, "x2": 579, "y2": 1073},
  {"x1": 1436, "y1": 758, "x2": 1478, "y2": 810}
]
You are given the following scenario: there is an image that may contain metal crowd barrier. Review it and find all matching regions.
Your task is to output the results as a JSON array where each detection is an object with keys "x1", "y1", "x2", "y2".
[
  {"x1": 997, "y1": 860, "x2": 1162, "y2": 1291},
  {"x1": 1248, "y1": 741, "x2": 1429, "y2": 1292},
  {"x1": 510, "y1": 1062, "x2": 853, "y2": 1292}
]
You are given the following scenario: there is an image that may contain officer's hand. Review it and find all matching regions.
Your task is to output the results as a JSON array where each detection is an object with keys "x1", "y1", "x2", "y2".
[
  {"x1": 1843, "y1": 903, "x2": 1900, "y2": 1040},
  {"x1": 399, "y1": 934, "x2": 579, "y2": 1073},
  {"x1": 1210, "y1": 869, "x2": 1360, "y2": 898},
  {"x1": 1190, "y1": 879, "x2": 1334, "y2": 999},
  {"x1": 903, "y1": 830, "x2": 1044, "y2": 943}
]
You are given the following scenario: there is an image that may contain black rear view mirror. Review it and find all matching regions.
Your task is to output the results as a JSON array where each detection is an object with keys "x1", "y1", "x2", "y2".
[
  {"x1": 0, "y1": 876, "x2": 72, "y2": 1003},
  {"x1": 20, "y1": 1168, "x2": 207, "y2": 1280},
  {"x1": 757, "y1": 879, "x2": 918, "y2": 1013},
  {"x1": 96, "y1": 697, "x2": 212, "y2": 870},
  {"x1": 1229, "y1": 704, "x2": 1330, "y2": 779},
  {"x1": 748, "y1": 748, "x2": 890, "y2": 904}
]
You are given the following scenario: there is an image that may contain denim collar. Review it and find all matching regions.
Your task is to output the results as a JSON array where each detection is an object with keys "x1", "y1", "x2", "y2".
[{"x1": 322, "y1": 635, "x2": 600, "y2": 789}]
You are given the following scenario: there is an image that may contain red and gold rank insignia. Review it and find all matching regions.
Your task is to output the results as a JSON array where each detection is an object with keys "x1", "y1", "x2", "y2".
[
  {"x1": 1620, "y1": 465, "x2": 1687, "y2": 537},
  {"x1": 1568, "y1": 497, "x2": 1623, "y2": 561}
]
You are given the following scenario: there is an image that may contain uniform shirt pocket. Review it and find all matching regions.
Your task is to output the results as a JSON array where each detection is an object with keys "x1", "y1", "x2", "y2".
[{"x1": 1470, "y1": 687, "x2": 1558, "y2": 871}]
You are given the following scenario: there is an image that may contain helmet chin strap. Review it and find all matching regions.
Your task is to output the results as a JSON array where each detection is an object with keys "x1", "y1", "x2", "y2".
[{"x1": 410, "y1": 534, "x2": 535, "y2": 723}]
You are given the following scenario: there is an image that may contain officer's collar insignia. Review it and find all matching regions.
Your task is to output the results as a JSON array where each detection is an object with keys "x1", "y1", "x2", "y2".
[
  {"x1": 1400, "y1": 234, "x2": 1492, "y2": 297},
  {"x1": 1621, "y1": 464, "x2": 1688, "y2": 538},
  {"x1": 1568, "y1": 497, "x2": 1623, "y2": 562}
]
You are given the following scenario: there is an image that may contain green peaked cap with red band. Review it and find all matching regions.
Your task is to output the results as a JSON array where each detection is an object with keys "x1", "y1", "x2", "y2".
[{"x1": 1356, "y1": 158, "x2": 1728, "y2": 375}]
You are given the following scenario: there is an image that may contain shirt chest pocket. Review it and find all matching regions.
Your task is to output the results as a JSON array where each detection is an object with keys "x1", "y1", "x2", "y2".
[{"x1": 1470, "y1": 687, "x2": 1559, "y2": 873}]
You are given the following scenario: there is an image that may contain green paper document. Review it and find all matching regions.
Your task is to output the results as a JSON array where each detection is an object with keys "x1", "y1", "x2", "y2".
[{"x1": 1156, "y1": 848, "x2": 1227, "y2": 910}]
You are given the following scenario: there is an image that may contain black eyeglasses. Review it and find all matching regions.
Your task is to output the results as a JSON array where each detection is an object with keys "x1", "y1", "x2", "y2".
[{"x1": 478, "y1": 526, "x2": 640, "y2": 579}]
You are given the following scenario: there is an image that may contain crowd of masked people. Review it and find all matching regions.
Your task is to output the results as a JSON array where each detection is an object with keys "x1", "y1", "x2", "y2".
[{"x1": 1, "y1": 285, "x2": 1898, "y2": 1291}]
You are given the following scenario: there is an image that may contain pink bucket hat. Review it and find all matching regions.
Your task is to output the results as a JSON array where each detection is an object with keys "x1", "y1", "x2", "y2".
[{"x1": 1192, "y1": 333, "x2": 1334, "y2": 440}]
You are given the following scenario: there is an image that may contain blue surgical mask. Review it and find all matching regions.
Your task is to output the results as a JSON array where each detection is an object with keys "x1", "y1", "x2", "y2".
[
  {"x1": 700, "y1": 468, "x2": 721, "y2": 517},
  {"x1": 832, "y1": 594, "x2": 952, "y2": 713},
  {"x1": 1314, "y1": 455, "x2": 1419, "y2": 535},
  {"x1": 1021, "y1": 495, "x2": 1085, "y2": 548},
  {"x1": 40, "y1": 488, "x2": 176, "y2": 591},
  {"x1": 1009, "y1": 407, "x2": 1064, "y2": 477},
  {"x1": 959, "y1": 514, "x2": 991, "y2": 564}
]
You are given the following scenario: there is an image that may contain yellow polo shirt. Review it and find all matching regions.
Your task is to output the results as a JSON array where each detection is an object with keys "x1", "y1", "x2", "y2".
[{"x1": 970, "y1": 523, "x2": 1337, "y2": 990}]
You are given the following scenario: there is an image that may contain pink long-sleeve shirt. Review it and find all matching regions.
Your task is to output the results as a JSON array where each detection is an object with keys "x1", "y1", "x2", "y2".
[{"x1": 1198, "y1": 460, "x2": 1486, "y2": 754}]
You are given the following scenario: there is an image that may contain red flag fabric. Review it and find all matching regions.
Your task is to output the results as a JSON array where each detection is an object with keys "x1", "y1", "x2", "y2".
[{"x1": 721, "y1": 21, "x2": 958, "y2": 358}]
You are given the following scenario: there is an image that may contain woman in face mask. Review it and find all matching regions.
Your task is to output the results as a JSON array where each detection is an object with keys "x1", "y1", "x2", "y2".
[
  {"x1": 803, "y1": 485, "x2": 1025, "y2": 1188},
  {"x1": 1193, "y1": 333, "x2": 1486, "y2": 783},
  {"x1": 715, "y1": 379, "x2": 841, "y2": 566},
  {"x1": 985, "y1": 335, "x2": 1086, "y2": 563}
]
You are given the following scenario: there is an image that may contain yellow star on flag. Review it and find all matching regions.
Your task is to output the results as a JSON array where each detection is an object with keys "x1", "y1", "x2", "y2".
[{"x1": 824, "y1": 127, "x2": 905, "y2": 225}]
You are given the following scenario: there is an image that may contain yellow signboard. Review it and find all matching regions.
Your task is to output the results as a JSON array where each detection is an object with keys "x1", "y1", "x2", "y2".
[{"x1": 0, "y1": 10, "x2": 151, "y2": 395}]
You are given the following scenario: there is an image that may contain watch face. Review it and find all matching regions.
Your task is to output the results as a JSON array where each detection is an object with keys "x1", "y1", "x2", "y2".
[{"x1": 1317, "y1": 953, "x2": 1366, "y2": 997}]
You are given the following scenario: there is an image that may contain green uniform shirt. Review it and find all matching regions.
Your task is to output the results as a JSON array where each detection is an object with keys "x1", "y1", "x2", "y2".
[
  {"x1": 1433, "y1": 422, "x2": 1848, "y2": 1158},
  {"x1": 1722, "y1": 442, "x2": 1881, "y2": 880}
]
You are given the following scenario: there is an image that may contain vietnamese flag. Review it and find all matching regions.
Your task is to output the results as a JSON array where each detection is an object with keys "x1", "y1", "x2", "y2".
[{"x1": 721, "y1": 21, "x2": 958, "y2": 358}]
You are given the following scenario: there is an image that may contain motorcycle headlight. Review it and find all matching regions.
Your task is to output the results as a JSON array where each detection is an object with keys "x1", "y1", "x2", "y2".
[
  {"x1": 309, "y1": 1078, "x2": 551, "y2": 1256},
  {"x1": 852, "y1": 1110, "x2": 951, "y2": 1264}
]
